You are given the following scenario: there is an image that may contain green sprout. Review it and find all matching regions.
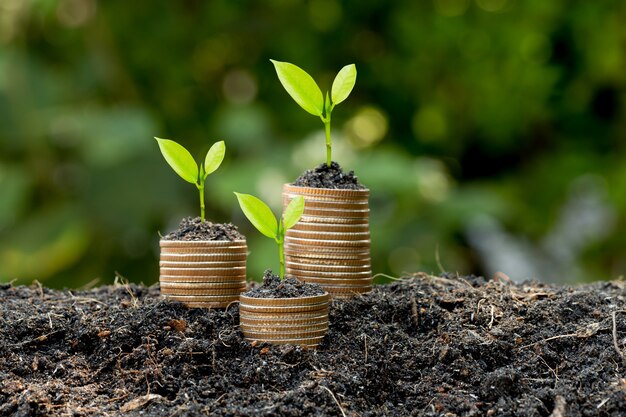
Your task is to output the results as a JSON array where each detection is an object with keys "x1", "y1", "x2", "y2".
[
  {"x1": 234, "y1": 192, "x2": 305, "y2": 280},
  {"x1": 155, "y1": 138, "x2": 225, "y2": 222},
  {"x1": 270, "y1": 59, "x2": 357, "y2": 167}
]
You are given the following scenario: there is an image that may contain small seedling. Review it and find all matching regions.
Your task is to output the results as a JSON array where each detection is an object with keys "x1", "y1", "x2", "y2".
[
  {"x1": 271, "y1": 59, "x2": 357, "y2": 167},
  {"x1": 234, "y1": 192, "x2": 304, "y2": 279},
  {"x1": 155, "y1": 138, "x2": 225, "y2": 222}
]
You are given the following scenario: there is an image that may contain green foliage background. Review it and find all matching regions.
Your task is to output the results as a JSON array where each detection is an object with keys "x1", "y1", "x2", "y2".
[{"x1": 1, "y1": 0, "x2": 625, "y2": 287}]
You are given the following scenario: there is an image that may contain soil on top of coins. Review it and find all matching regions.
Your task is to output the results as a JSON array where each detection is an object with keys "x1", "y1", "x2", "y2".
[
  {"x1": 1, "y1": 273, "x2": 625, "y2": 416},
  {"x1": 242, "y1": 271, "x2": 326, "y2": 299},
  {"x1": 162, "y1": 217, "x2": 244, "y2": 241},
  {"x1": 292, "y1": 161, "x2": 366, "y2": 190}
]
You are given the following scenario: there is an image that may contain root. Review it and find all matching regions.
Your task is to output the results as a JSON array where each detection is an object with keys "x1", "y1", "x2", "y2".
[
  {"x1": 320, "y1": 385, "x2": 346, "y2": 417},
  {"x1": 612, "y1": 311, "x2": 625, "y2": 362}
]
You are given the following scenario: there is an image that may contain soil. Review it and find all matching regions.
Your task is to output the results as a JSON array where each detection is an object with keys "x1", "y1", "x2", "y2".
[
  {"x1": 0, "y1": 273, "x2": 625, "y2": 416},
  {"x1": 243, "y1": 270, "x2": 326, "y2": 299},
  {"x1": 162, "y1": 217, "x2": 244, "y2": 241},
  {"x1": 292, "y1": 161, "x2": 366, "y2": 190}
]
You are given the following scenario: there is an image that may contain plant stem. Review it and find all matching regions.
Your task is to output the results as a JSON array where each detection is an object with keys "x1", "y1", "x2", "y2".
[
  {"x1": 278, "y1": 238, "x2": 285, "y2": 280},
  {"x1": 323, "y1": 116, "x2": 332, "y2": 167},
  {"x1": 198, "y1": 182, "x2": 205, "y2": 222},
  {"x1": 278, "y1": 220, "x2": 285, "y2": 280}
]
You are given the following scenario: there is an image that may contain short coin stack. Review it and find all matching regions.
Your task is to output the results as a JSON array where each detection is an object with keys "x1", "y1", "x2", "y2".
[
  {"x1": 282, "y1": 184, "x2": 372, "y2": 298},
  {"x1": 239, "y1": 293, "x2": 329, "y2": 348},
  {"x1": 159, "y1": 240, "x2": 247, "y2": 308}
]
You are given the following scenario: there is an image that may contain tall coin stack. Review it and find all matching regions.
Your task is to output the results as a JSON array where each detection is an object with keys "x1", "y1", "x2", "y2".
[
  {"x1": 159, "y1": 239, "x2": 247, "y2": 308},
  {"x1": 282, "y1": 184, "x2": 372, "y2": 298}
]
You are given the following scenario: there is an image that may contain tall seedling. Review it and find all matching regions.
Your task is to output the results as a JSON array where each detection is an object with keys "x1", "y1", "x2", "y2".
[
  {"x1": 234, "y1": 193, "x2": 304, "y2": 279},
  {"x1": 271, "y1": 60, "x2": 357, "y2": 167},
  {"x1": 156, "y1": 138, "x2": 225, "y2": 222}
]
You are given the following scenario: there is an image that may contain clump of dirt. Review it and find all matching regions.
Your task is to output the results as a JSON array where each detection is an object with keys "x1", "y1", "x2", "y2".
[
  {"x1": 243, "y1": 270, "x2": 325, "y2": 299},
  {"x1": 293, "y1": 161, "x2": 366, "y2": 189},
  {"x1": 0, "y1": 274, "x2": 624, "y2": 416},
  {"x1": 162, "y1": 217, "x2": 244, "y2": 241}
]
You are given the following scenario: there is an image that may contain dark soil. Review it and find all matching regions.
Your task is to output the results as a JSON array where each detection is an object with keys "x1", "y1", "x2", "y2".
[
  {"x1": 1, "y1": 274, "x2": 625, "y2": 416},
  {"x1": 162, "y1": 217, "x2": 244, "y2": 241},
  {"x1": 243, "y1": 270, "x2": 326, "y2": 299},
  {"x1": 292, "y1": 161, "x2": 366, "y2": 190}
]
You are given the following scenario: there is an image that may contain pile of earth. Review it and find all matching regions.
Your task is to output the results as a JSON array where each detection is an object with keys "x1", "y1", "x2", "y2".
[{"x1": 0, "y1": 274, "x2": 624, "y2": 416}]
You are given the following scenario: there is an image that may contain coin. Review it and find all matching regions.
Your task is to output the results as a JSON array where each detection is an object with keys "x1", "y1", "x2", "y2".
[
  {"x1": 284, "y1": 199, "x2": 369, "y2": 211},
  {"x1": 283, "y1": 184, "x2": 369, "y2": 199},
  {"x1": 290, "y1": 222, "x2": 370, "y2": 233},
  {"x1": 159, "y1": 253, "x2": 247, "y2": 262},
  {"x1": 239, "y1": 293, "x2": 328, "y2": 306},
  {"x1": 160, "y1": 260, "x2": 246, "y2": 268},
  {"x1": 159, "y1": 275, "x2": 246, "y2": 283},
  {"x1": 161, "y1": 287, "x2": 245, "y2": 296},
  {"x1": 162, "y1": 294, "x2": 241, "y2": 302},
  {"x1": 160, "y1": 239, "x2": 247, "y2": 248},
  {"x1": 284, "y1": 237, "x2": 370, "y2": 248},
  {"x1": 160, "y1": 281, "x2": 247, "y2": 290},
  {"x1": 285, "y1": 230, "x2": 370, "y2": 241},
  {"x1": 159, "y1": 267, "x2": 246, "y2": 277}
]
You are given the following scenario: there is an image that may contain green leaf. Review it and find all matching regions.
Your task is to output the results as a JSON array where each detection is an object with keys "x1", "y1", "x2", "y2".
[
  {"x1": 331, "y1": 64, "x2": 357, "y2": 106},
  {"x1": 234, "y1": 192, "x2": 278, "y2": 239},
  {"x1": 155, "y1": 138, "x2": 199, "y2": 184},
  {"x1": 283, "y1": 196, "x2": 304, "y2": 230},
  {"x1": 203, "y1": 140, "x2": 225, "y2": 179},
  {"x1": 270, "y1": 59, "x2": 324, "y2": 116}
]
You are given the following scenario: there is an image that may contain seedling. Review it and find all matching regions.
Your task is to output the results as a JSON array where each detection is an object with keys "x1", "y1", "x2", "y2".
[
  {"x1": 234, "y1": 192, "x2": 304, "y2": 279},
  {"x1": 155, "y1": 138, "x2": 225, "y2": 222},
  {"x1": 271, "y1": 59, "x2": 357, "y2": 167}
]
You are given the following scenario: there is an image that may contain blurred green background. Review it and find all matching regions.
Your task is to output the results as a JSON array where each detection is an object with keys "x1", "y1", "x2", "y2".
[{"x1": 1, "y1": 0, "x2": 625, "y2": 288}]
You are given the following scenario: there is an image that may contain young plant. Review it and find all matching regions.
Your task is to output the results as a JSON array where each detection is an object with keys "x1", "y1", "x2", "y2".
[
  {"x1": 270, "y1": 59, "x2": 357, "y2": 167},
  {"x1": 155, "y1": 138, "x2": 225, "y2": 222},
  {"x1": 234, "y1": 192, "x2": 304, "y2": 280}
]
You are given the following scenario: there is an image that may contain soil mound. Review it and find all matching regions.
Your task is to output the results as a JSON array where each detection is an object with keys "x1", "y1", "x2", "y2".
[
  {"x1": 0, "y1": 274, "x2": 624, "y2": 416},
  {"x1": 243, "y1": 270, "x2": 325, "y2": 299},
  {"x1": 162, "y1": 217, "x2": 244, "y2": 241},
  {"x1": 292, "y1": 161, "x2": 366, "y2": 190}
]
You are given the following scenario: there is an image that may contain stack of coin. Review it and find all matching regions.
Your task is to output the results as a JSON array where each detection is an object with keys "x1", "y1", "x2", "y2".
[
  {"x1": 159, "y1": 239, "x2": 247, "y2": 308},
  {"x1": 239, "y1": 293, "x2": 329, "y2": 348},
  {"x1": 282, "y1": 184, "x2": 372, "y2": 298}
]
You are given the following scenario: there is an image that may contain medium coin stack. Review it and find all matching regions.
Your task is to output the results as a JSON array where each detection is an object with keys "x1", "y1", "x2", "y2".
[
  {"x1": 282, "y1": 184, "x2": 372, "y2": 298},
  {"x1": 239, "y1": 293, "x2": 329, "y2": 348},
  {"x1": 159, "y1": 239, "x2": 247, "y2": 308}
]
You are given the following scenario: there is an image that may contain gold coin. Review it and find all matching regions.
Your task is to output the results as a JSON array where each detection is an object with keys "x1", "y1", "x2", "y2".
[
  {"x1": 239, "y1": 310, "x2": 329, "y2": 322},
  {"x1": 241, "y1": 328, "x2": 328, "y2": 339},
  {"x1": 284, "y1": 237, "x2": 370, "y2": 248},
  {"x1": 297, "y1": 276, "x2": 372, "y2": 285},
  {"x1": 159, "y1": 275, "x2": 246, "y2": 283},
  {"x1": 283, "y1": 184, "x2": 369, "y2": 199},
  {"x1": 160, "y1": 253, "x2": 247, "y2": 262},
  {"x1": 284, "y1": 250, "x2": 371, "y2": 261},
  {"x1": 290, "y1": 223, "x2": 369, "y2": 233},
  {"x1": 162, "y1": 294, "x2": 241, "y2": 302},
  {"x1": 242, "y1": 336, "x2": 325, "y2": 347},
  {"x1": 239, "y1": 315, "x2": 329, "y2": 327},
  {"x1": 285, "y1": 255, "x2": 371, "y2": 270},
  {"x1": 161, "y1": 287, "x2": 245, "y2": 296},
  {"x1": 238, "y1": 303, "x2": 328, "y2": 314},
  {"x1": 285, "y1": 230, "x2": 370, "y2": 241},
  {"x1": 283, "y1": 199, "x2": 369, "y2": 211},
  {"x1": 302, "y1": 207, "x2": 369, "y2": 219},
  {"x1": 287, "y1": 268, "x2": 371, "y2": 277},
  {"x1": 239, "y1": 293, "x2": 328, "y2": 306},
  {"x1": 160, "y1": 281, "x2": 247, "y2": 290},
  {"x1": 181, "y1": 301, "x2": 237, "y2": 309},
  {"x1": 298, "y1": 215, "x2": 369, "y2": 226},
  {"x1": 159, "y1": 267, "x2": 246, "y2": 277},
  {"x1": 160, "y1": 239, "x2": 247, "y2": 248},
  {"x1": 240, "y1": 322, "x2": 328, "y2": 332},
  {"x1": 160, "y1": 260, "x2": 246, "y2": 268}
]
